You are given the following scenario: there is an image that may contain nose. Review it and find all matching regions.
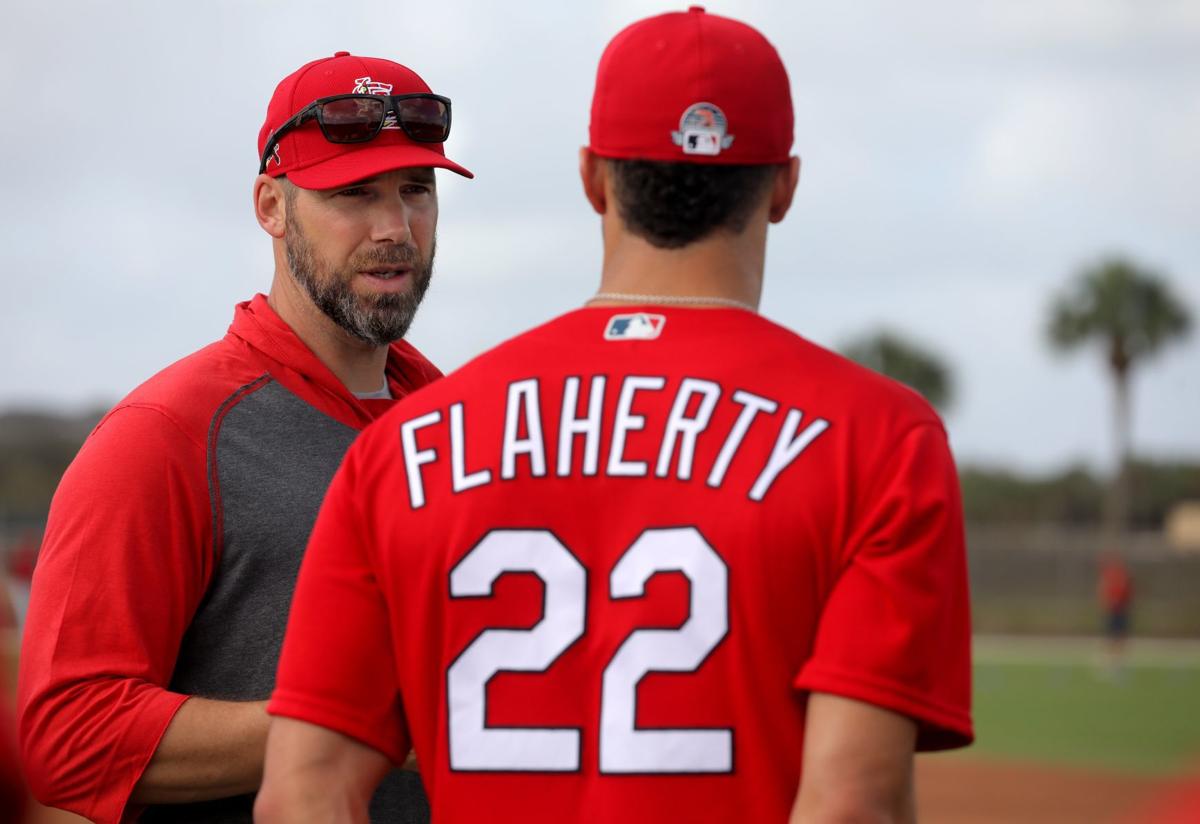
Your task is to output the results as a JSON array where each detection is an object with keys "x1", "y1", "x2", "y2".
[{"x1": 369, "y1": 196, "x2": 412, "y2": 245}]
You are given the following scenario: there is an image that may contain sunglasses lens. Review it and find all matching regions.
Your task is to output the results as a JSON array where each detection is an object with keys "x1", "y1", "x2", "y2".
[
  {"x1": 396, "y1": 97, "x2": 450, "y2": 142},
  {"x1": 319, "y1": 97, "x2": 386, "y2": 142}
]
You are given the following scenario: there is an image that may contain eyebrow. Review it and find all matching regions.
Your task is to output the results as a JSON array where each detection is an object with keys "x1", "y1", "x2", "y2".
[
  {"x1": 405, "y1": 168, "x2": 437, "y2": 184},
  {"x1": 346, "y1": 169, "x2": 436, "y2": 186}
]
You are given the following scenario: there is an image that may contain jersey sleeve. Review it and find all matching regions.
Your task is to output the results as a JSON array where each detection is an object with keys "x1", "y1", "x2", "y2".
[
  {"x1": 795, "y1": 423, "x2": 973, "y2": 750},
  {"x1": 16, "y1": 405, "x2": 212, "y2": 823},
  {"x1": 269, "y1": 443, "x2": 410, "y2": 764}
]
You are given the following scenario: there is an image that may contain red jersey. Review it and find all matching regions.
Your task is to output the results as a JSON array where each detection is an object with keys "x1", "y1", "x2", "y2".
[
  {"x1": 271, "y1": 307, "x2": 973, "y2": 823},
  {"x1": 1100, "y1": 562, "x2": 1133, "y2": 610}
]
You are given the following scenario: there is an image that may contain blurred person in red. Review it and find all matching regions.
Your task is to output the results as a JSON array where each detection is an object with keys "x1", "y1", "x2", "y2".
[
  {"x1": 6, "y1": 531, "x2": 39, "y2": 584},
  {"x1": 1098, "y1": 550, "x2": 1133, "y2": 678}
]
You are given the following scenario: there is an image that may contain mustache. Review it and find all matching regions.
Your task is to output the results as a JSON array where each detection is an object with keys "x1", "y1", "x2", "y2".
[{"x1": 351, "y1": 243, "x2": 423, "y2": 269}]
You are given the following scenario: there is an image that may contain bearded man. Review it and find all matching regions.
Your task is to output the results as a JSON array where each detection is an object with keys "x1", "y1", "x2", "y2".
[{"x1": 17, "y1": 51, "x2": 470, "y2": 824}]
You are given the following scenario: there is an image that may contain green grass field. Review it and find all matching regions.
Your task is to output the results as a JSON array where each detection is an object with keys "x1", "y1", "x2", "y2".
[{"x1": 967, "y1": 636, "x2": 1200, "y2": 775}]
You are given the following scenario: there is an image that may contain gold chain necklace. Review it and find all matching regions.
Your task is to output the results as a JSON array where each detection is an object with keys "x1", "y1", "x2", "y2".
[{"x1": 588, "y1": 292, "x2": 756, "y2": 312}]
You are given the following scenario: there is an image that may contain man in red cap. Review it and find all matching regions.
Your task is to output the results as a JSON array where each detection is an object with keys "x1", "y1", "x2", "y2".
[
  {"x1": 259, "y1": 9, "x2": 972, "y2": 823},
  {"x1": 18, "y1": 52, "x2": 470, "y2": 823}
]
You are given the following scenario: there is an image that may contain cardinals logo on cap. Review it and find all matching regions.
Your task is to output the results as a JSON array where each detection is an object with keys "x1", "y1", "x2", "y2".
[
  {"x1": 352, "y1": 76, "x2": 401, "y2": 129},
  {"x1": 672, "y1": 103, "x2": 735, "y2": 156},
  {"x1": 352, "y1": 76, "x2": 393, "y2": 95}
]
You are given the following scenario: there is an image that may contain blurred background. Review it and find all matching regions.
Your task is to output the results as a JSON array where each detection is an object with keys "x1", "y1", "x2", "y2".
[{"x1": 1, "y1": 1, "x2": 1198, "y2": 821}]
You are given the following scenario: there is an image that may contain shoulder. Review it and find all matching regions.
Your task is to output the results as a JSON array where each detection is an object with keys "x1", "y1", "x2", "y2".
[
  {"x1": 721, "y1": 312, "x2": 945, "y2": 433},
  {"x1": 52, "y1": 341, "x2": 264, "y2": 544},
  {"x1": 102, "y1": 336, "x2": 278, "y2": 447}
]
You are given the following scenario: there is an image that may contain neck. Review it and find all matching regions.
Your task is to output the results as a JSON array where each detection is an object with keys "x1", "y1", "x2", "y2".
[
  {"x1": 267, "y1": 268, "x2": 389, "y2": 394},
  {"x1": 594, "y1": 213, "x2": 767, "y2": 311}
]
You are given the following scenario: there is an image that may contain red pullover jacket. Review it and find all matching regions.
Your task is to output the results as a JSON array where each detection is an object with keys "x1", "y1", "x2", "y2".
[{"x1": 18, "y1": 295, "x2": 441, "y2": 823}]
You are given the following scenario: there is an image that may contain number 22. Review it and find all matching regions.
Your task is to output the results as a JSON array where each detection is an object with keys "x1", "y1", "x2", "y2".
[{"x1": 446, "y1": 527, "x2": 732, "y2": 774}]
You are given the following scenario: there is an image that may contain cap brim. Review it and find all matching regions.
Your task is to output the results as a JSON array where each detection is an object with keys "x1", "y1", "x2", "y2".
[{"x1": 287, "y1": 142, "x2": 473, "y2": 189}]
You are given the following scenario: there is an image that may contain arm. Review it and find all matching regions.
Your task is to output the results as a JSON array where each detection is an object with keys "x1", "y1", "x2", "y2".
[
  {"x1": 131, "y1": 697, "x2": 269, "y2": 803},
  {"x1": 254, "y1": 716, "x2": 391, "y2": 824},
  {"x1": 17, "y1": 406, "x2": 224, "y2": 821},
  {"x1": 790, "y1": 692, "x2": 916, "y2": 824}
]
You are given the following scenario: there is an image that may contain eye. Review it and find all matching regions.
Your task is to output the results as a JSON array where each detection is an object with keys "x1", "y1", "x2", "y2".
[
  {"x1": 337, "y1": 186, "x2": 368, "y2": 197},
  {"x1": 403, "y1": 183, "x2": 433, "y2": 196}
]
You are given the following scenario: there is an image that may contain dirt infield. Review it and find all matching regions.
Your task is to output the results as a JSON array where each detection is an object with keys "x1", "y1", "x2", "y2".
[
  {"x1": 916, "y1": 755, "x2": 1173, "y2": 824},
  {"x1": 20, "y1": 759, "x2": 1182, "y2": 823}
]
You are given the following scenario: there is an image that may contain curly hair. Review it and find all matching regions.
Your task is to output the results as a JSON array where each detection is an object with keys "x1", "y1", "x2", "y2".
[{"x1": 607, "y1": 159, "x2": 775, "y2": 249}]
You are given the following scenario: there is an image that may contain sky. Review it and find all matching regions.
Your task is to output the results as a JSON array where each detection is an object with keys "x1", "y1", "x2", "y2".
[{"x1": 1, "y1": 0, "x2": 1197, "y2": 473}]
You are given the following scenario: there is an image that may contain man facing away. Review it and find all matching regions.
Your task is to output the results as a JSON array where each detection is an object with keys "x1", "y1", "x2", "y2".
[
  {"x1": 258, "y1": 9, "x2": 973, "y2": 823},
  {"x1": 18, "y1": 51, "x2": 472, "y2": 823}
]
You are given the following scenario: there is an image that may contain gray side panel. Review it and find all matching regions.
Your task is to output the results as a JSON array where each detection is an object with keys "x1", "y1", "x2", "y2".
[
  {"x1": 173, "y1": 379, "x2": 356, "y2": 699},
  {"x1": 149, "y1": 379, "x2": 427, "y2": 824}
]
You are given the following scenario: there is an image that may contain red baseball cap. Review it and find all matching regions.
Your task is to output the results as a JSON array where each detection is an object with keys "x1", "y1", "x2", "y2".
[
  {"x1": 258, "y1": 51, "x2": 473, "y2": 188},
  {"x1": 589, "y1": 6, "x2": 793, "y2": 165}
]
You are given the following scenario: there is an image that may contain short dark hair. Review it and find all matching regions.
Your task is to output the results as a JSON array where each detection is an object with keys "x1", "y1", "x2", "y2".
[{"x1": 607, "y1": 159, "x2": 775, "y2": 249}]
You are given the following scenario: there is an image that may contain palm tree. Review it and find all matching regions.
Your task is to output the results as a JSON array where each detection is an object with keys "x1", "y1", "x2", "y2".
[
  {"x1": 840, "y1": 329, "x2": 954, "y2": 412},
  {"x1": 1047, "y1": 256, "x2": 1192, "y2": 539}
]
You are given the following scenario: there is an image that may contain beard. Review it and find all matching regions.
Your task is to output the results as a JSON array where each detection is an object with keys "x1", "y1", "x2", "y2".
[{"x1": 285, "y1": 210, "x2": 435, "y2": 347}]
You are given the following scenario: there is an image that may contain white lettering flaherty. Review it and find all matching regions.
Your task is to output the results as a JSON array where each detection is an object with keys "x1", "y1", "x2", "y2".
[{"x1": 399, "y1": 374, "x2": 830, "y2": 510}]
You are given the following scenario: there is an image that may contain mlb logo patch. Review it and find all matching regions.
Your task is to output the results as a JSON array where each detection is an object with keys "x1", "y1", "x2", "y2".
[
  {"x1": 604, "y1": 313, "x2": 666, "y2": 341},
  {"x1": 672, "y1": 102, "x2": 735, "y2": 157},
  {"x1": 683, "y1": 130, "x2": 722, "y2": 155}
]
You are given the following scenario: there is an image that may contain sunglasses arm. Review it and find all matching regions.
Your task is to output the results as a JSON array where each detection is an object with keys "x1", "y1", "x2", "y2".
[{"x1": 258, "y1": 107, "x2": 317, "y2": 174}]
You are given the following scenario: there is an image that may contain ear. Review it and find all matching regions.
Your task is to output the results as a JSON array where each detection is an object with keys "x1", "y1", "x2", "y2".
[
  {"x1": 578, "y1": 147, "x2": 608, "y2": 215},
  {"x1": 254, "y1": 174, "x2": 288, "y2": 239},
  {"x1": 768, "y1": 156, "x2": 801, "y2": 224}
]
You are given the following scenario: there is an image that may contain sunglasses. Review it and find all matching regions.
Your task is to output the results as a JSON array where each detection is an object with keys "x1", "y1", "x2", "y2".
[{"x1": 260, "y1": 93, "x2": 453, "y2": 174}]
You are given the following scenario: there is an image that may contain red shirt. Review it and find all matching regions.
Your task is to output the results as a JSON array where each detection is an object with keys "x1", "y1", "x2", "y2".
[
  {"x1": 272, "y1": 307, "x2": 973, "y2": 823},
  {"x1": 1100, "y1": 563, "x2": 1133, "y2": 610},
  {"x1": 18, "y1": 295, "x2": 440, "y2": 823}
]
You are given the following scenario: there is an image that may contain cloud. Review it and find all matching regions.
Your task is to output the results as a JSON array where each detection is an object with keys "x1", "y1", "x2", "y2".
[
  {"x1": 969, "y1": 80, "x2": 1200, "y2": 235},
  {"x1": 973, "y1": 86, "x2": 1109, "y2": 201},
  {"x1": 971, "y1": 0, "x2": 1200, "y2": 47}
]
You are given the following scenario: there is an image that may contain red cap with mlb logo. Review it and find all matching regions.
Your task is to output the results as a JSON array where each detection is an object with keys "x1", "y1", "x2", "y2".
[
  {"x1": 588, "y1": 6, "x2": 793, "y2": 165},
  {"x1": 258, "y1": 51, "x2": 473, "y2": 188}
]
